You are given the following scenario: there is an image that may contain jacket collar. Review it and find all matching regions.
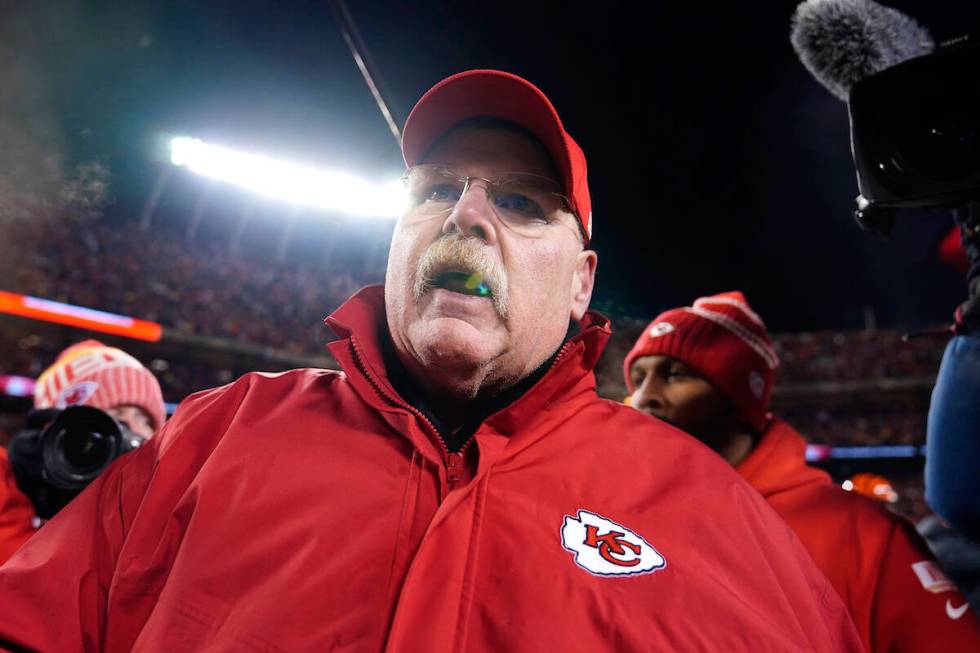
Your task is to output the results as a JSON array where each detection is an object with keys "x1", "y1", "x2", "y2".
[
  {"x1": 324, "y1": 285, "x2": 611, "y2": 441},
  {"x1": 736, "y1": 417, "x2": 831, "y2": 497}
]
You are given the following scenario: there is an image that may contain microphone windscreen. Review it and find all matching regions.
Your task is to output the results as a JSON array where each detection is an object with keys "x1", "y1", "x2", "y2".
[{"x1": 790, "y1": 0, "x2": 934, "y2": 101}]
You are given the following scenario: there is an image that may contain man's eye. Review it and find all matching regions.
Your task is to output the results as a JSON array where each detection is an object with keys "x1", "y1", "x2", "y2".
[
  {"x1": 494, "y1": 192, "x2": 546, "y2": 219},
  {"x1": 424, "y1": 183, "x2": 462, "y2": 202}
]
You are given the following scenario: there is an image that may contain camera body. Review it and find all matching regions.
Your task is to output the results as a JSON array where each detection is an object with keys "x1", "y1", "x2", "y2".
[
  {"x1": 8, "y1": 406, "x2": 145, "y2": 519},
  {"x1": 849, "y1": 39, "x2": 980, "y2": 232}
]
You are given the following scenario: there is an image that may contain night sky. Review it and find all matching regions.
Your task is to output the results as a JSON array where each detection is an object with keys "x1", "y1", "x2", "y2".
[{"x1": 11, "y1": 0, "x2": 980, "y2": 331}]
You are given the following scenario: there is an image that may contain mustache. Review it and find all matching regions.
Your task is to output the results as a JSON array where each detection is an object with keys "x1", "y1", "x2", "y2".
[{"x1": 413, "y1": 234, "x2": 509, "y2": 319}]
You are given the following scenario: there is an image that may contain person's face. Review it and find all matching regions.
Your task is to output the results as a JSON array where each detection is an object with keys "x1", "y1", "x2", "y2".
[
  {"x1": 105, "y1": 404, "x2": 156, "y2": 440},
  {"x1": 385, "y1": 126, "x2": 597, "y2": 399},
  {"x1": 628, "y1": 355, "x2": 738, "y2": 446}
]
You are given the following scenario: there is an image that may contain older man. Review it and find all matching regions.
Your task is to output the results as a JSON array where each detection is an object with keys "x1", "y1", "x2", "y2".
[
  {"x1": 0, "y1": 71, "x2": 861, "y2": 651},
  {"x1": 625, "y1": 291, "x2": 980, "y2": 652}
]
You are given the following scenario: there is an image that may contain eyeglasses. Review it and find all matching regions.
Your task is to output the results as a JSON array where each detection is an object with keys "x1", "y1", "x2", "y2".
[{"x1": 401, "y1": 164, "x2": 578, "y2": 239}]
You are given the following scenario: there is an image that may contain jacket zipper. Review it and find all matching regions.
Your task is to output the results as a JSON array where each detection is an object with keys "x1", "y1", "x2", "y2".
[
  {"x1": 549, "y1": 341, "x2": 574, "y2": 371},
  {"x1": 348, "y1": 336, "x2": 466, "y2": 484}
]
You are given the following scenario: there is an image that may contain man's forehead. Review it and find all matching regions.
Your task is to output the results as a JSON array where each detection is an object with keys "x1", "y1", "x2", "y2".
[
  {"x1": 421, "y1": 126, "x2": 561, "y2": 182},
  {"x1": 634, "y1": 355, "x2": 679, "y2": 370}
]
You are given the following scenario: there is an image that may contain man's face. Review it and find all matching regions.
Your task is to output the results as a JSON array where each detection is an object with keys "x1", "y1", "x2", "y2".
[
  {"x1": 628, "y1": 355, "x2": 739, "y2": 448},
  {"x1": 385, "y1": 126, "x2": 596, "y2": 400},
  {"x1": 105, "y1": 404, "x2": 156, "y2": 440}
]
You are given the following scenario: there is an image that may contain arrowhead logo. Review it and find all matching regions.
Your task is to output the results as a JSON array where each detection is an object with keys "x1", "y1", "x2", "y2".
[
  {"x1": 561, "y1": 509, "x2": 666, "y2": 577},
  {"x1": 648, "y1": 322, "x2": 675, "y2": 338},
  {"x1": 947, "y1": 600, "x2": 970, "y2": 620},
  {"x1": 56, "y1": 381, "x2": 99, "y2": 408}
]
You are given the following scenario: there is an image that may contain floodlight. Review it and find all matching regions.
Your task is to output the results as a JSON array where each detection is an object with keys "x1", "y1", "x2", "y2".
[{"x1": 170, "y1": 136, "x2": 405, "y2": 218}]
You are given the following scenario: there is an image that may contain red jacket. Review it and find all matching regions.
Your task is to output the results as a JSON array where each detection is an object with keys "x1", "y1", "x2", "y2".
[
  {"x1": 0, "y1": 448, "x2": 34, "y2": 564},
  {"x1": 0, "y1": 287, "x2": 862, "y2": 652},
  {"x1": 738, "y1": 418, "x2": 980, "y2": 652}
]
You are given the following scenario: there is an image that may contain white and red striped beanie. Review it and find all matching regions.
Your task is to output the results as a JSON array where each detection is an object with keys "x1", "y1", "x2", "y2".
[
  {"x1": 623, "y1": 291, "x2": 779, "y2": 432},
  {"x1": 33, "y1": 340, "x2": 166, "y2": 431}
]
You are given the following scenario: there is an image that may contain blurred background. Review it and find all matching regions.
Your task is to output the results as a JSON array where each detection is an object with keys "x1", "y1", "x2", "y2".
[{"x1": 2, "y1": 0, "x2": 978, "y2": 520}]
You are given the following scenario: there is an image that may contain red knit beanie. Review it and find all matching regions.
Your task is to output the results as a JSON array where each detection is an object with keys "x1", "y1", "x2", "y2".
[
  {"x1": 33, "y1": 340, "x2": 166, "y2": 432},
  {"x1": 623, "y1": 291, "x2": 779, "y2": 432}
]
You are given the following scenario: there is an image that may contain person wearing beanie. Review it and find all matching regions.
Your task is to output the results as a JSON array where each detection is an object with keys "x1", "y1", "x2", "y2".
[
  {"x1": 0, "y1": 72, "x2": 862, "y2": 652},
  {"x1": 0, "y1": 340, "x2": 166, "y2": 565},
  {"x1": 625, "y1": 291, "x2": 980, "y2": 652},
  {"x1": 32, "y1": 339, "x2": 167, "y2": 439}
]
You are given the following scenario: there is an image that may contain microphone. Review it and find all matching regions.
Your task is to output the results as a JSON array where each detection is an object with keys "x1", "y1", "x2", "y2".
[{"x1": 790, "y1": 0, "x2": 934, "y2": 101}]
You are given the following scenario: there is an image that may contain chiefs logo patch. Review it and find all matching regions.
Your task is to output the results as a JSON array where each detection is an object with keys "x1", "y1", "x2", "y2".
[
  {"x1": 55, "y1": 381, "x2": 100, "y2": 409},
  {"x1": 561, "y1": 509, "x2": 666, "y2": 577},
  {"x1": 648, "y1": 322, "x2": 675, "y2": 338}
]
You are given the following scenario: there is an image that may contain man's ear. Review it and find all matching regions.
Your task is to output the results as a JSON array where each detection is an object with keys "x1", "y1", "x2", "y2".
[{"x1": 570, "y1": 249, "x2": 598, "y2": 322}]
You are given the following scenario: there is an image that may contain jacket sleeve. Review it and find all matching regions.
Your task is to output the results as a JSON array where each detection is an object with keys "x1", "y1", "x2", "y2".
[
  {"x1": 0, "y1": 448, "x2": 36, "y2": 565},
  {"x1": 871, "y1": 519, "x2": 980, "y2": 652},
  {"x1": 0, "y1": 379, "x2": 246, "y2": 653},
  {"x1": 926, "y1": 333, "x2": 980, "y2": 536}
]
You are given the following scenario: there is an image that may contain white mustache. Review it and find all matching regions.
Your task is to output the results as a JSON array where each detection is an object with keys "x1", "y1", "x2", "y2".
[{"x1": 413, "y1": 235, "x2": 509, "y2": 319}]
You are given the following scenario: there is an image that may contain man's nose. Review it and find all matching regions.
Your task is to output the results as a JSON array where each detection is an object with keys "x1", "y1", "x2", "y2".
[
  {"x1": 442, "y1": 180, "x2": 499, "y2": 244},
  {"x1": 633, "y1": 377, "x2": 666, "y2": 414}
]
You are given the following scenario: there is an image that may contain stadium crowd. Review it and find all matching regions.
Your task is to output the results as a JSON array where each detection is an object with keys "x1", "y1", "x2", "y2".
[
  {"x1": 2, "y1": 214, "x2": 372, "y2": 356},
  {"x1": 778, "y1": 399, "x2": 927, "y2": 446},
  {"x1": 771, "y1": 331, "x2": 944, "y2": 384}
]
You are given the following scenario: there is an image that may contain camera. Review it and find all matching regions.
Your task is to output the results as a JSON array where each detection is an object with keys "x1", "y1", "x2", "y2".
[
  {"x1": 849, "y1": 38, "x2": 980, "y2": 233},
  {"x1": 8, "y1": 406, "x2": 146, "y2": 519}
]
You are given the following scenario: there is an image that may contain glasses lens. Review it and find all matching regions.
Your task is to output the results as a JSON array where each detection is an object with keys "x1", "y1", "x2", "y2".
[
  {"x1": 490, "y1": 174, "x2": 568, "y2": 237},
  {"x1": 404, "y1": 166, "x2": 463, "y2": 219}
]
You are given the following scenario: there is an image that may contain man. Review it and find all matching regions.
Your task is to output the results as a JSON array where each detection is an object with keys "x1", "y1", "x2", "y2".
[
  {"x1": 0, "y1": 339, "x2": 167, "y2": 563},
  {"x1": 0, "y1": 71, "x2": 861, "y2": 651},
  {"x1": 625, "y1": 290, "x2": 980, "y2": 651}
]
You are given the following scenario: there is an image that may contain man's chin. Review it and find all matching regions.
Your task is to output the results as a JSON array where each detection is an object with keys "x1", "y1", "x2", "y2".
[{"x1": 408, "y1": 316, "x2": 503, "y2": 368}]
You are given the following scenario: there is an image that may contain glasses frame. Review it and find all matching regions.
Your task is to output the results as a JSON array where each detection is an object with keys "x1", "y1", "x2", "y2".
[{"x1": 401, "y1": 164, "x2": 583, "y2": 240}]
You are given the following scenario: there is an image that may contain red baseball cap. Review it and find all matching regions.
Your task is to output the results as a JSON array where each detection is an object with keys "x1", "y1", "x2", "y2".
[{"x1": 401, "y1": 69, "x2": 593, "y2": 243}]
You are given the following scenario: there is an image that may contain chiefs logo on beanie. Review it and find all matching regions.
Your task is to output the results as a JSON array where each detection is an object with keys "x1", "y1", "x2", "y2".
[
  {"x1": 623, "y1": 291, "x2": 779, "y2": 433},
  {"x1": 33, "y1": 340, "x2": 166, "y2": 432}
]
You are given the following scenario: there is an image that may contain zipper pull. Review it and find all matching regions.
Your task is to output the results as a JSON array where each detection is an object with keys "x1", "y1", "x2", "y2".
[{"x1": 446, "y1": 452, "x2": 463, "y2": 489}]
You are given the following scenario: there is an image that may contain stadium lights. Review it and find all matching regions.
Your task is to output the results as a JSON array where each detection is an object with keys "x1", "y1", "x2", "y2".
[{"x1": 170, "y1": 136, "x2": 406, "y2": 218}]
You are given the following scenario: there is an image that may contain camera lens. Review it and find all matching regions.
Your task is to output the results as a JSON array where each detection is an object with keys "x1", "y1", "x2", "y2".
[
  {"x1": 41, "y1": 406, "x2": 124, "y2": 489},
  {"x1": 60, "y1": 430, "x2": 113, "y2": 474}
]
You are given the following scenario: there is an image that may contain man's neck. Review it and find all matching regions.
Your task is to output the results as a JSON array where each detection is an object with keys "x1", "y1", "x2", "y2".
[
  {"x1": 382, "y1": 323, "x2": 578, "y2": 451},
  {"x1": 718, "y1": 431, "x2": 755, "y2": 467}
]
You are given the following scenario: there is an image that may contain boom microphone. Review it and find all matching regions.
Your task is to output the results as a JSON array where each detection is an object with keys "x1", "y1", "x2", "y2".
[{"x1": 790, "y1": 0, "x2": 934, "y2": 101}]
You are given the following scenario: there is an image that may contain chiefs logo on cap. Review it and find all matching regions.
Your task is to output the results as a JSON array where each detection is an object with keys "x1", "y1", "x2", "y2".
[
  {"x1": 55, "y1": 381, "x2": 100, "y2": 409},
  {"x1": 561, "y1": 509, "x2": 666, "y2": 577},
  {"x1": 648, "y1": 322, "x2": 675, "y2": 338}
]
